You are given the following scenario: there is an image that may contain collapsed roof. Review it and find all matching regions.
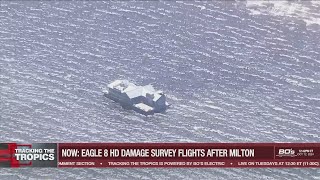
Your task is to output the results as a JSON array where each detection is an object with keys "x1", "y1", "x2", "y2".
[{"x1": 107, "y1": 80, "x2": 163, "y2": 101}]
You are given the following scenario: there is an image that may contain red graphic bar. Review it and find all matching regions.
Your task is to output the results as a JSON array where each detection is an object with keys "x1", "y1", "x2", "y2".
[
  {"x1": 0, "y1": 143, "x2": 32, "y2": 168},
  {"x1": 58, "y1": 143, "x2": 320, "y2": 168}
]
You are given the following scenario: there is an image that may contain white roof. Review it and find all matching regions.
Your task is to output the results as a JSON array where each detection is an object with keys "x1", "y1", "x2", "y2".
[
  {"x1": 108, "y1": 80, "x2": 136, "y2": 92},
  {"x1": 123, "y1": 85, "x2": 137, "y2": 92},
  {"x1": 153, "y1": 93, "x2": 162, "y2": 101},
  {"x1": 126, "y1": 87, "x2": 144, "y2": 98},
  {"x1": 134, "y1": 103, "x2": 154, "y2": 112},
  {"x1": 125, "y1": 86, "x2": 156, "y2": 99},
  {"x1": 143, "y1": 85, "x2": 155, "y2": 92},
  {"x1": 108, "y1": 80, "x2": 164, "y2": 101}
]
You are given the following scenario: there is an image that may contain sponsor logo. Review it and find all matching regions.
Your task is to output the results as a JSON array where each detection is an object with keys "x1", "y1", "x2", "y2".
[{"x1": 276, "y1": 148, "x2": 296, "y2": 157}]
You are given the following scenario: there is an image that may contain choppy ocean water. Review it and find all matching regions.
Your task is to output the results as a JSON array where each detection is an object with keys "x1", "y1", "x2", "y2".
[{"x1": 1, "y1": 1, "x2": 320, "y2": 179}]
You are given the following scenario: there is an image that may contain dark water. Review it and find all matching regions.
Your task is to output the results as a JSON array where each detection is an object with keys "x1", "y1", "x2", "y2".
[{"x1": 1, "y1": 1, "x2": 320, "y2": 179}]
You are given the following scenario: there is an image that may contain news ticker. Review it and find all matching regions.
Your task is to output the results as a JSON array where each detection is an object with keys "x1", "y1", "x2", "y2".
[{"x1": 1, "y1": 143, "x2": 320, "y2": 168}]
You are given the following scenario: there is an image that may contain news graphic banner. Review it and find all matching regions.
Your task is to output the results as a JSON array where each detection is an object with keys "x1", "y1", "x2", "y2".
[{"x1": 1, "y1": 143, "x2": 320, "y2": 168}]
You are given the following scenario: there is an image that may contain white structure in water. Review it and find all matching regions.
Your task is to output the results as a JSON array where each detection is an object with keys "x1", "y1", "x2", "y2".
[{"x1": 104, "y1": 80, "x2": 168, "y2": 115}]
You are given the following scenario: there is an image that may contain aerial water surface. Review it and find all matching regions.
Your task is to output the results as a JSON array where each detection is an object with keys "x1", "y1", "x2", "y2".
[{"x1": 1, "y1": 1, "x2": 319, "y2": 179}]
